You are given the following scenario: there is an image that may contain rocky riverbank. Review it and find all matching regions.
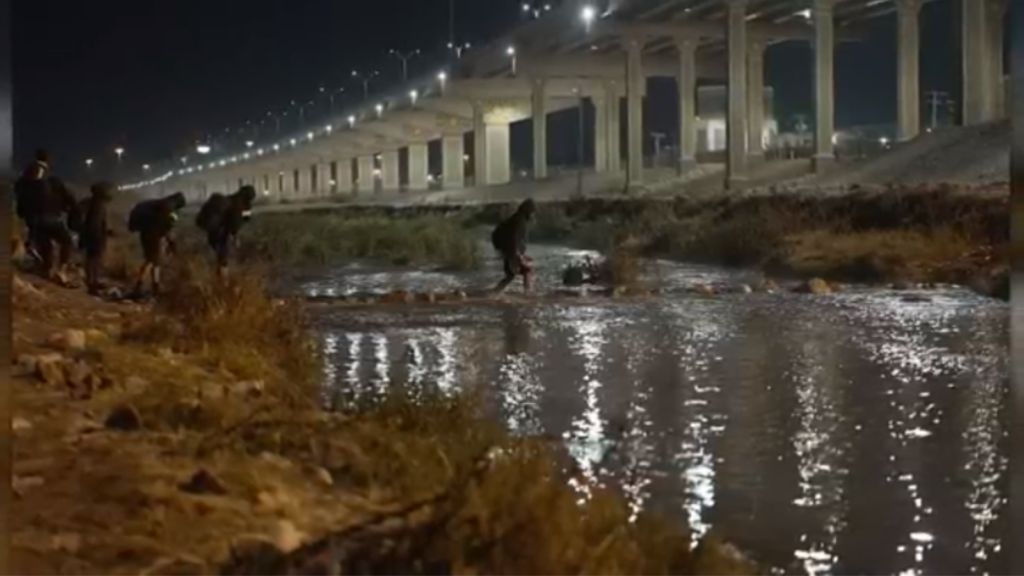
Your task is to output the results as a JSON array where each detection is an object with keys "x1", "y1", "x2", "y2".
[{"x1": 11, "y1": 262, "x2": 757, "y2": 575}]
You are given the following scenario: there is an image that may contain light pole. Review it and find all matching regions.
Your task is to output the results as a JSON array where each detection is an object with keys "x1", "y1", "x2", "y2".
[
  {"x1": 114, "y1": 148, "x2": 124, "y2": 163},
  {"x1": 437, "y1": 71, "x2": 448, "y2": 94},
  {"x1": 351, "y1": 70, "x2": 379, "y2": 100},
  {"x1": 85, "y1": 158, "x2": 93, "y2": 170},
  {"x1": 581, "y1": 5, "x2": 596, "y2": 32},
  {"x1": 319, "y1": 86, "x2": 345, "y2": 116},
  {"x1": 506, "y1": 46, "x2": 517, "y2": 75},
  {"x1": 291, "y1": 100, "x2": 314, "y2": 127},
  {"x1": 448, "y1": 41, "x2": 471, "y2": 59},
  {"x1": 389, "y1": 49, "x2": 421, "y2": 81}
]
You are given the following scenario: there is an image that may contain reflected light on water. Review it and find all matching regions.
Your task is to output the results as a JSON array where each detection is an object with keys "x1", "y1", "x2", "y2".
[
  {"x1": 561, "y1": 307, "x2": 610, "y2": 502},
  {"x1": 619, "y1": 325, "x2": 654, "y2": 522},
  {"x1": 371, "y1": 333, "x2": 389, "y2": 395},
  {"x1": 789, "y1": 333, "x2": 847, "y2": 576},
  {"x1": 434, "y1": 328, "x2": 458, "y2": 394}
]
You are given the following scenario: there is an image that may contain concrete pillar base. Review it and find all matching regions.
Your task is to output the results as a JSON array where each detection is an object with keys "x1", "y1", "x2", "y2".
[
  {"x1": 812, "y1": 154, "x2": 835, "y2": 174},
  {"x1": 407, "y1": 143, "x2": 429, "y2": 192},
  {"x1": 677, "y1": 157, "x2": 698, "y2": 175},
  {"x1": 356, "y1": 156, "x2": 375, "y2": 195},
  {"x1": 337, "y1": 160, "x2": 354, "y2": 194},
  {"x1": 747, "y1": 153, "x2": 765, "y2": 166}
]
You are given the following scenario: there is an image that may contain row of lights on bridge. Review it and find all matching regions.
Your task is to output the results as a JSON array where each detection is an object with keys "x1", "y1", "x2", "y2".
[{"x1": 124, "y1": 4, "x2": 601, "y2": 190}]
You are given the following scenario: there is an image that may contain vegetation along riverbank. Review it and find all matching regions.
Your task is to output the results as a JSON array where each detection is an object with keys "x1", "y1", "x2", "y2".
[{"x1": 11, "y1": 198, "x2": 755, "y2": 574}]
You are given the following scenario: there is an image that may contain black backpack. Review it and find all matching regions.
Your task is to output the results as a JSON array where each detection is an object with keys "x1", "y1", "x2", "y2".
[
  {"x1": 128, "y1": 199, "x2": 158, "y2": 233},
  {"x1": 196, "y1": 193, "x2": 228, "y2": 233}
]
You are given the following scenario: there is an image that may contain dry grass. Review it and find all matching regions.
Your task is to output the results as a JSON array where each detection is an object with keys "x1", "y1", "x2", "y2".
[{"x1": 123, "y1": 257, "x2": 320, "y2": 398}]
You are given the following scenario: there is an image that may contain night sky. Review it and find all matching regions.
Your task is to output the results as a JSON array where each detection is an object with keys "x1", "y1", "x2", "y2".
[{"x1": 14, "y1": 0, "x2": 994, "y2": 182}]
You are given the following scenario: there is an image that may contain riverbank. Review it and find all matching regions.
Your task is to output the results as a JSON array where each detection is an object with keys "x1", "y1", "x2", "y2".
[
  {"x1": 297, "y1": 183, "x2": 1008, "y2": 299},
  {"x1": 11, "y1": 261, "x2": 756, "y2": 575}
]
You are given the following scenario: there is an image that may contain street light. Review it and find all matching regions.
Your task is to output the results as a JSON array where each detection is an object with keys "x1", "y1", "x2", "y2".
[
  {"x1": 448, "y1": 41, "x2": 471, "y2": 59},
  {"x1": 319, "y1": 86, "x2": 346, "y2": 115},
  {"x1": 245, "y1": 140, "x2": 254, "y2": 148},
  {"x1": 410, "y1": 90, "x2": 419, "y2": 105},
  {"x1": 389, "y1": 49, "x2": 421, "y2": 81},
  {"x1": 114, "y1": 147, "x2": 124, "y2": 162},
  {"x1": 197, "y1": 144, "x2": 211, "y2": 154},
  {"x1": 506, "y1": 46, "x2": 517, "y2": 75},
  {"x1": 351, "y1": 69, "x2": 379, "y2": 100},
  {"x1": 581, "y1": 5, "x2": 596, "y2": 31},
  {"x1": 375, "y1": 103, "x2": 384, "y2": 117},
  {"x1": 85, "y1": 158, "x2": 93, "y2": 169},
  {"x1": 348, "y1": 115, "x2": 356, "y2": 127},
  {"x1": 143, "y1": 164, "x2": 151, "y2": 172}
]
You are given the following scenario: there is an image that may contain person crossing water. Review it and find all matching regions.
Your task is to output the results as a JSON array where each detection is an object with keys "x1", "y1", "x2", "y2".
[{"x1": 490, "y1": 198, "x2": 537, "y2": 294}]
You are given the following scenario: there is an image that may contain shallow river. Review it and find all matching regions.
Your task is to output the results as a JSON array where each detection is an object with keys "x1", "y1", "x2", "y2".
[{"x1": 286, "y1": 244, "x2": 1009, "y2": 576}]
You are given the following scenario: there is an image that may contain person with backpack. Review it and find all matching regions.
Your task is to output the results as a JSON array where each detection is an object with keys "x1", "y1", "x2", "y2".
[
  {"x1": 77, "y1": 182, "x2": 116, "y2": 295},
  {"x1": 127, "y1": 191, "x2": 186, "y2": 298},
  {"x1": 196, "y1": 185, "x2": 257, "y2": 279},
  {"x1": 14, "y1": 149, "x2": 55, "y2": 268},
  {"x1": 490, "y1": 198, "x2": 537, "y2": 294}
]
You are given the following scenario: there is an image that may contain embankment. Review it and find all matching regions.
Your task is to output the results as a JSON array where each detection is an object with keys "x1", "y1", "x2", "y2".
[
  {"x1": 282, "y1": 184, "x2": 1010, "y2": 298},
  {"x1": 11, "y1": 260, "x2": 755, "y2": 575}
]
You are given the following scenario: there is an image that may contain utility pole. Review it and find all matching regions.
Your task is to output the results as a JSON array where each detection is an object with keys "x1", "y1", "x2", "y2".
[
  {"x1": 576, "y1": 84, "x2": 584, "y2": 197},
  {"x1": 651, "y1": 132, "x2": 666, "y2": 167},
  {"x1": 924, "y1": 90, "x2": 950, "y2": 130}
]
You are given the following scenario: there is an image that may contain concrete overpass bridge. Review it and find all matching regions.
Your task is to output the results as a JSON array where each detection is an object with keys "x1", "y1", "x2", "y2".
[{"x1": 132, "y1": 0, "x2": 1008, "y2": 203}]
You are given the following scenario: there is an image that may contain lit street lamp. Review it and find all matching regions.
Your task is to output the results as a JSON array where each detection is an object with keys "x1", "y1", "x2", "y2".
[
  {"x1": 85, "y1": 158, "x2": 93, "y2": 169},
  {"x1": 245, "y1": 140, "x2": 254, "y2": 148},
  {"x1": 437, "y1": 71, "x2": 448, "y2": 93},
  {"x1": 143, "y1": 164, "x2": 151, "y2": 172},
  {"x1": 389, "y1": 49, "x2": 421, "y2": 81},
  {"x1": 581, "y1": 5, "x2": 596, "y2": 31},
  {"x1": 448, "y1": 41, "x2": 471, "y2": 59},
  {"x1": 114, "y1": 147, "x2": 124, "y2": 162},
  {"x1": 319, "y1": 86, "x2": 346, "y2": 115},
  {"x1": 409, "y1": 90, "x2": 419, "y2": 105},
  {"x1": 506, "y1": 46, "x2": 517, "y2": 75},
  {"x1": 351, "y1": 70, "x2": 380, "y2": 100},
  {"x1": 196, "y1": 144, "x2": 211, "y2": 155}
]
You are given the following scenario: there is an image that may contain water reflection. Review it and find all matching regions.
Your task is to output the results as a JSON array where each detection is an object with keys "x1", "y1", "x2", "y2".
[{"x1": 303, "y1": 254, "x2": 1008, "y2": 575}]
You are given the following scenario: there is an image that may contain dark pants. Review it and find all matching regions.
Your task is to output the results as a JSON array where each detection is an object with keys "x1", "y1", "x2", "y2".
[
  {"x1": 501, "y1": 252, "x2": 531, "y2": 281},
  {"x1": 139, "y1": 232, "x2": 165, "y2": 265},
  {"x1": 207, "y1": 230, "x2": 231, "y2": 267},
  {"x1": 32, "y1": 216, "x2": 73, "y2": 272},
  {"x1": 81, "y1": 240, "x2": 106, "y2": 290}
]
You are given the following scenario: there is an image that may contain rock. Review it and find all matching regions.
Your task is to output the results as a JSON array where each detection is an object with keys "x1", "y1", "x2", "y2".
[
  {"x1": 228, "y1": 380, "x2": 265, "y2": 398},
  {"x1": 140, "y1": 555, "x2": 208, "y2": 576},
  {"x1": 450, "y1": 290, "x2": 468, "y2": 301},
  {"x1": 380, "y1": 290, "x2": 414, "y2": 304},
  {"x1": 50, "y1": 533, "x2": 82, "y2": 553},
  {"x1": 15, "y1": 354, "x2": 38, "y2": 376},
  {"x1": 84, "y1": 329, "x2": 109, "y2": 345},
  {"x1": 35, "y1": 357, "x2": 66, "y2": 386},
  {"x1": 271, "y1": 520, "x2": 306, "y2": 553},
  {"x1": 828, "y1": 282, "x2": 845, "y2": 292},
  {"x1": 891, "y1": 280, "x2": 915, "y2": 291},
  {"x1": 754, "y1": 279, "x2": 779, "y2": 293},
  {"x1": 417, "y1": 291, "x2": 437, "y2": 304},
  {"x1": 46, "y1": 329, "x2": 86, "y2": 352},
  {"x1": 12, "y1": 416, "x2": 32, "y2": 433},
  {"x1": 13, "y1": 475, "x2": 45, "y2": 494},
  {"x1": 63, "y1": 360, "x2": 94, "y2": 395},
  {"x1": 259, "y1": 452, "x2": 293, "y2": 469},
  {"x1": 688, "y1": 283, "x2": 716, "y2": 296},
  {"x1": 104, "y1": 404, "x2": 143, "y2": 431},
  {"x1": 124, "y1": 375, "x2": 151, "y2": 391},
  {"x1": 307, "y1": 465, "x2": 333, "y2": 487},
  {"x1": 732, "y1": 284, "x2": 753, "y2": 294},
  {"x1": 180, "y1": 469, "x2": 228, "y2": 496},
  {"x1": 227, "y1": 535, "x2": 290, "y2": 573},
  {"x1": 795, "y1": 278, "x2": 831, "y2": 295}
]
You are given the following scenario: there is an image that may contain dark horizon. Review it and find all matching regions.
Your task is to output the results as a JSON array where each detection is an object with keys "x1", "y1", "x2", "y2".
[{"x1": 14, "y1": 0, "x2": 1000, "y2": 182}]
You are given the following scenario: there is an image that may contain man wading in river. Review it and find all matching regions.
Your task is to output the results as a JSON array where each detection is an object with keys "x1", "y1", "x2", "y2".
[{"x1": 491, "y1": 198, "x2": 536, "y2": 294}]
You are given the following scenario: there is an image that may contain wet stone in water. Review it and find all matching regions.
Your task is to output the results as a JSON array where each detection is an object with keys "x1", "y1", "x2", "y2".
[
  {"x1": 104, "y1": 404, "x2": 144, "y2": 431},
  {"x1": 179, "y1": 468, "x2": 228, "y2": 496}
]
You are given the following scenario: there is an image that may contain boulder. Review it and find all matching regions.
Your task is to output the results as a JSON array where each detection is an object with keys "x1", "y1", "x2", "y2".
[
  {"x1": 562, "y1": 266, "x2": 586, "y2": 287},
  {"x1": 46, "y1": 329, "x2": 86, "y2": 352},
  {"x1": 179, "y1": 468, "x2": 228, "y2": 496},
  {"x1": 104, "y1": 404, "x2": 144, "y2": 431},
  {"x1": 35, "y1": 356, "x2": 66, "y2": 386},
  {"x1": 688, "y1": 283, "x2": 716, "y2": 296},
  {"x1": 794, "y1": 278, "x2": 831, "y2": 295}
]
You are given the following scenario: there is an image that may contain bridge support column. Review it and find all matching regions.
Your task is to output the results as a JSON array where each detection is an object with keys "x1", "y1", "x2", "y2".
[
  {"x1": 300, "y1": 165, "x2": 314, "y2": 198},
  {"x1": 380, "y1": 150, "x2": 400, "y2": 192},
  {"x1": 624, "y1": 36, "x2": 645, "y2": 187},
  {"x1": 676, "y1": 37, "x2": 698, "y2": 173},
  {"x1": 812, "y1": 0, "x2": 835, "y2": 174},
  {"x1": 336, "y1": 159, "x2": 354, "y2": 194},
  {"x1": 407, "y1": 143, "x2": 429, "y2": 192},
  {"x1": 531, "y1": 78, "x2": 548, "y2": 179},
  {"x1": 605, "y1": 83, "x2": 621, "y2": 173},
  {"x1": 315, "y1": 162, "x2": 331, "y2": 197},
  {"x1": 441, "y1": 135, "x2": 465, "y2": 189},
  {"x1": 985, "y1": 0, "x2": 1007, "y2": 119},
  {"x1": 593, "y1": 93, "x2": 608, "y2": 172},
  {"x1": 747, "y1": 38, "x2": 766, "y2": 164},
  {"x1": 726, "y1": 0, "x2": 749, "y2": 187},
  {"x1": 473, "y1": 104, "x2": 511, "y2": 186},
  {"x1": 356, "y1": 155, "x2": 375, "y2": 194},
  {"x1": 896, "y1": 0, "x2": 921, "y2": 141}
]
